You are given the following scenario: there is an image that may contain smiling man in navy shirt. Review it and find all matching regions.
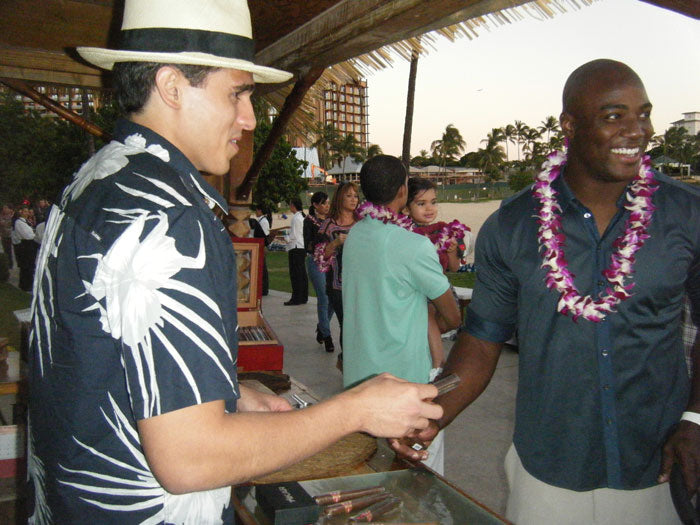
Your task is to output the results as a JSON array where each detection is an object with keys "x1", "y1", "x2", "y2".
[{"x1": 394, "y1": 59, "x2": 700, "y2": 524}]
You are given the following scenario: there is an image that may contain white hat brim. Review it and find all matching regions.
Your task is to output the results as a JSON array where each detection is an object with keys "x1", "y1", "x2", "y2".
[{"x1": 77, "y1": 47, "x2": 292, "y2": 84}]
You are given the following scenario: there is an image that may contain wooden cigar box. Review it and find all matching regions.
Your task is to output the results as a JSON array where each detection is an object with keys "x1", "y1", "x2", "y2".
[{"x1": 232, "y1": 238, "x2": 284, "y2": 371}]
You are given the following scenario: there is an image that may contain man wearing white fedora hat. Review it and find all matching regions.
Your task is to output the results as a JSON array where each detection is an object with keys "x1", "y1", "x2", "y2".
[{"x1": 27, "y1": 1, "x2": 442, "y2": 523}]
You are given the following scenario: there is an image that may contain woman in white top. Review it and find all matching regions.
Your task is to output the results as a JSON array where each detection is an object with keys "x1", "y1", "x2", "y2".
[{"x1": 12, "y1": 204, "x2": 38, "y2": 292}]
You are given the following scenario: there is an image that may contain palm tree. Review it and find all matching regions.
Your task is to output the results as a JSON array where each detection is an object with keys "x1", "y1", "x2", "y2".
[
  {"x1": 513, "y1": 120, "x2": 529, "y2": 162},
  {"x1": 366, "y1": 143, "x2": 383, "y2": 160},
  {"x1": 538, "y1": 116, "x2": 560, "y2": 144},
  {"x1": 402, "y1": 48, "x2": 419, "y2": 170},
  {"x1": 477, "y1": 138, "x2": 506, "y2": 180},
  {"x1": 522, "y1": 128, "x2": 542, "y2": 162},
  {"x1": 312, "y1": 123, "x2": 340, "y2": 170},
  {"x1": 333, "y1": 133, "x2": 364, "y2": 177},
  {"x1": 431, "y1": 124, "x2": 466, "y2": 171},
  {"x1": 503, "y1": 124, "x2": 516, "y2": 162}
]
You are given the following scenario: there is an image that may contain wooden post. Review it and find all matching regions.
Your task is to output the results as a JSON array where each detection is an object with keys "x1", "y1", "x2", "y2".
[{"x1": 235, "y1": 67, "x2": 325, "y2": 203}]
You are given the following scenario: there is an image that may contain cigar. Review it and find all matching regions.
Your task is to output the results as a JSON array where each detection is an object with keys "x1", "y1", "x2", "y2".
[
  {"x1": 314, "y1": 486, "x2": 385, "y2": 506},
  {"x1": 323, "y1": 492, "x2": 390, "y2": 517},
  {"x1": 348, "y1": 496, "x2": 402, "y2": 522},
  {"x1": 433, "y1": 373, "x2": 460, "y2": 396}
]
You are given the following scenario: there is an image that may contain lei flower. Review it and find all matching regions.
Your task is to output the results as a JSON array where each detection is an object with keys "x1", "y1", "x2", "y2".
[
  {"x1": 534, "y1": 148, "x2": 658, "y2": 322},
  {"x1": 413, "y1": 220, "x2": 471, "y2": 256},
  {"x1": 356, "y1": 201, "x2": 470, "y2": 256},
  {"x1": 355, "y1": 201, "x2": 415, "y2": 230}
]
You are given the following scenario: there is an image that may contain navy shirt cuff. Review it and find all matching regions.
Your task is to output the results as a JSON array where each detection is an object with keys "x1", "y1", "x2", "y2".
[{"x1": 461, "y1": 306, "x2": 515, "y2": 343}]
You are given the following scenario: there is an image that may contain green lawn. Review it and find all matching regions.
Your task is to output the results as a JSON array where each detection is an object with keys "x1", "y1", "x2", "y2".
[
  {"x1": 0, "y1": 282, "x2": 31, "y2": 349},
  {"x1": 265, "y1": 250, "x2": 476, "y2": 295}
]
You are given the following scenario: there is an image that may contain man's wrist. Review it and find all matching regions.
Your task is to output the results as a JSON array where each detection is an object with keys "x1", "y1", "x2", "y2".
[{"x1": 681, "y1": 411, "x2": 700, "y2": 426}]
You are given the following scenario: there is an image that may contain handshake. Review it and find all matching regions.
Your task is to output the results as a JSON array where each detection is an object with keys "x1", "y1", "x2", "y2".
[{"x1": 334, "y1": 373, "x2": 460, "y2": 462}]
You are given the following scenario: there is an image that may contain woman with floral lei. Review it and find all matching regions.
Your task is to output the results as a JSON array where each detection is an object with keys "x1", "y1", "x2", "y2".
[
  {"x1": 391, "y1": 60, "x2": 700, "y2": 524},
  {"x1": 313, "y1": 181, "x2": 359, "y2": 369},
  {"x1": 304, "y1": 191, "x2": 335, "y2": 353},
  {"x1": 405, "y1": 177, "x2": 472, "y2": 379}
]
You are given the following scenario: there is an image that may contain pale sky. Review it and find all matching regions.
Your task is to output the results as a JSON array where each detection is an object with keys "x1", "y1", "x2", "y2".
[{"x1": 367, "y1": 0, "x2": 700, "y2": 158}]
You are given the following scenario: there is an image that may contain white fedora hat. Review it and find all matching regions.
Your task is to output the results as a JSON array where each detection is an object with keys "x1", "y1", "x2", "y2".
[{"x1": 77, "y1": 0, "x2": 292, "y2": 84}]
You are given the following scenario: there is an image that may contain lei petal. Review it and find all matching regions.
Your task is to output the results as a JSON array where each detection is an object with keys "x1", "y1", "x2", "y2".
[{"x1": 534, "y1": 153, "x2": 658, "y2": 322}]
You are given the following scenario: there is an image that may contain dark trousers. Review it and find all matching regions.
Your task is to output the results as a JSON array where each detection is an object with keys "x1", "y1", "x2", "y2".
[
  {"x1": 288, "y1": 248, "x2": 308, "y2": 303},
  {"x1": 262, "y1": 256, "x2": 269, "y2": 295},
  {"x1": 328, "y1": 288, "x2": 344, "y2": 349},
  {"x1": 15, "y1": 240, "x2": 37, "y2": 292},
  {"x1": 1, "y1": 237, "x2": 12, "y2": 268}
]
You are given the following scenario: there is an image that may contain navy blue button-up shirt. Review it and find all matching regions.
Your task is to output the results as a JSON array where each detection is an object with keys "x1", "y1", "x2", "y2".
[
  {"x1": 465, "y1": 170, "x2": 700, "y2": 491},
  {"x1": 29, "y1": 120, "x2": 239, "y2": 523}
]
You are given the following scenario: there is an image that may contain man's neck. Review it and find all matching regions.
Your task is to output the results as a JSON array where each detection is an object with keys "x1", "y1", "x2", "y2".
[
  {"x1": 563, "y1": 164, "x2": 628, "y2": 210},
  {"x1": 562, "y1": 164, "x2": 629, "y2": 237}
]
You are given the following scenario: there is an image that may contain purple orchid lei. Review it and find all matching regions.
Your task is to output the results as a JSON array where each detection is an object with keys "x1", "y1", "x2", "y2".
[
  {"x1": 534, "y1": 148, "x2": 658, "y2": 322},
  {"x1": 356, "y1": 201, "x2": 470, "y2": 255},
  {"x1": 355, "y1": 201, "x2": 415, "y2": 230}
]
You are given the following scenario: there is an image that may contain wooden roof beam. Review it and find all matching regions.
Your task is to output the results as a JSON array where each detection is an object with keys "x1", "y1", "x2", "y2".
[{"x1": 256, "y1": 0, "x2": 532, "y2": 74}]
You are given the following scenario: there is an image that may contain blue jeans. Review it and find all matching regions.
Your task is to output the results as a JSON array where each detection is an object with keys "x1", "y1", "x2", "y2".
[{"x1": 306, "y1": 255, "x2": 334, "y2": 338}]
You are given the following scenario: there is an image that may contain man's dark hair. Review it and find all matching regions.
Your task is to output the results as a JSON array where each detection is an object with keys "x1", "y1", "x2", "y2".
[
  {"x1": 112, "y1": 62, "x2": 221, "y2": 115},
  {"x1": 407, "y1": 177, "x2": 437, "y2": 207},
  {"x1": 359, "y1": 155, "x2": 407, "y2": 205},
  {"x1": 288, "y1": 197, "x2": 305, "y2": 217}
]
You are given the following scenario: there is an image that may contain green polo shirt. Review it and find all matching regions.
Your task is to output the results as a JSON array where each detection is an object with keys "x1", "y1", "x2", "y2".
[{"x1": 342, "y1": 216, "x2": 450, "y2": 387}]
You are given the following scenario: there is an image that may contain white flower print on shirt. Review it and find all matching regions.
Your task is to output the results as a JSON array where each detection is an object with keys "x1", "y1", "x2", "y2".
[{"x1": 82, "y1": 211, "x2": 234, "y2": 417}]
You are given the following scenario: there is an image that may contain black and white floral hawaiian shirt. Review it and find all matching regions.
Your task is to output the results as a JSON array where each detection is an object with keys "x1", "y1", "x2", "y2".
[{"x1": 28, "y1": 119, "x2": 239, "y2": 524}]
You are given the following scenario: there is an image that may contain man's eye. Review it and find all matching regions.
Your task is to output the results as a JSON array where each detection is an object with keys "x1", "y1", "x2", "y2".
[{"x1": 604, "y1": 113, "x2": 621, "y2": 121}]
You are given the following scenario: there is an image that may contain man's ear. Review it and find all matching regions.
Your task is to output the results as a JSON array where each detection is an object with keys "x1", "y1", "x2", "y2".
[
  {"x1": 153, "y1": 66, "x2": 185, "y2": 109},
  {"x1": 560, "y1": 112, "x2": 575, "y2": 140}
]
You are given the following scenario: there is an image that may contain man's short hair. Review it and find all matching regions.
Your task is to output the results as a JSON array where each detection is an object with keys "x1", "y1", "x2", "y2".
[
  {"x1": 360, "y1": 155, "x2": 407, "y2": 205},
  {"x1": 112, "y1": 62, "x2": 220, "y2": 115}
]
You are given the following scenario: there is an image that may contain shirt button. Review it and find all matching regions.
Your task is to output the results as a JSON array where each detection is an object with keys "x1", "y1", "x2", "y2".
[
  {"x1": 606, "y1": 417, "x2": 613, "y2": 425},
  {"x1": 597, "y1": 280, "x2": 605, "y2": 287},
  {"x1": 583, "y1": 212, "x2": 592, "y2": 219},
  {"x1": 603, "y1": 384, "x2": 610, "y2": 391},
  {"x1": 601, "y1": 349, "x2": 609, "y2": 357}
]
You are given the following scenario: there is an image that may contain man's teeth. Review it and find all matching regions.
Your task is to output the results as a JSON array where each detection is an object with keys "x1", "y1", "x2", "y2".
[{"x1": 611, "y1": 147, "x2": 639, "y2": 155}]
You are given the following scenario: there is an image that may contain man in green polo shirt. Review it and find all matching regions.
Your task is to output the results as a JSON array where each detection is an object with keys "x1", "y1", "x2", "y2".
[{"x1": 342, "y1": 155, "x2": 461, "y2": 474}]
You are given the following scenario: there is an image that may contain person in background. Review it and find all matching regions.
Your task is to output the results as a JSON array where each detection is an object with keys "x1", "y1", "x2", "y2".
[
  {"x1": 11, "y1": 203, "x2": 37, "y2": 291},
  {"x1": 251, "y1": 205, "x2": 271, "y2": 295},
  {"x1": 28, "y1": 0, "x2": 442, "y2": 521},
  {"x1": 284, "y1": 197, "x2": 308, "y2": 305},
  {"x1": 34, "y1": 197, "x2": 51, "y2": 224},
  {"x1": 304, "y1": 191, "x2": 335, "y2": 352},
  {"x1": 314, "y1": 182, "x2": 360, "y2": 370},
  {"x1": 0, "y1": 204, "x2": 14, "y2": 269},
  {"x1": 394, "y1": 59, "x2": 700, "y2": 525}
]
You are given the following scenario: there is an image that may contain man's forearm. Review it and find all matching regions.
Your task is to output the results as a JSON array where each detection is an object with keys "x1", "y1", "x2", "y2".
[
  {"x1": 138, "y1": 375, "x2": 442, "y2": 494},
  {"x1": 437, "y1": 332, "x2": 503, "y2": 428}
]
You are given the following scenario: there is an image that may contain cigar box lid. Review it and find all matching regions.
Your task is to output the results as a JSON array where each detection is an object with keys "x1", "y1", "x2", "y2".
[
  {"x1": 232, "y1": 238, "x2": 264, "y2": 311},
  {"x1": 255, "y1": 481, "x2": 320, "y2": 525}
]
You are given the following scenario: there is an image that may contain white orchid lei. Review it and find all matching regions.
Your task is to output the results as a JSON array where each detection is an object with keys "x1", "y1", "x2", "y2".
[{"x1": 534, "y1": 148, "x2": 658, "y2": 322}]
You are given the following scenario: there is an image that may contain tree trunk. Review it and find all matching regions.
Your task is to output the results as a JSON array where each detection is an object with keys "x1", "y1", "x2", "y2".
[{"x1": 402, "y1": 49, "x2": 419, "y2": 172}]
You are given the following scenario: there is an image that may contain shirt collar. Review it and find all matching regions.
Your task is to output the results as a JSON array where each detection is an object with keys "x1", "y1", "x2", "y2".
[
  {"x1": 553, "y1": 166, "x2": 630, "y2": 213},
  {"x1": 113, "y1": 119, "x2": 229, "y2": 214}
]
